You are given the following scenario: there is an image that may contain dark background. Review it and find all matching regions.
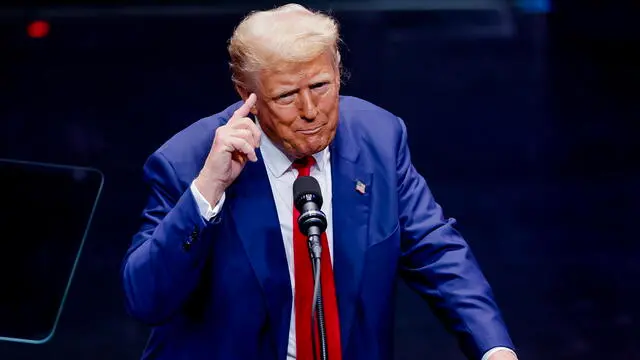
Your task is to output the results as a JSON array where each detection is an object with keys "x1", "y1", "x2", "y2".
[{"x1": 1, "y1": 0, "x2": 638, "y2": 358}]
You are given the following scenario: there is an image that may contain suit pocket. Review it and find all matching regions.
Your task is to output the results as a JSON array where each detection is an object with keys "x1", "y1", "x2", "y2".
[
  {"x1": 361, "y1": 222, "x2": 400, "y2": 321},
  {"x1": 367, "y1": 222, "x2": 400, "y2": 250}
]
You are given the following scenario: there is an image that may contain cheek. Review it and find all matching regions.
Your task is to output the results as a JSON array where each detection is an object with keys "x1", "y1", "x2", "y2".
[
  {"x1": 266, "y1": 108, "x2": 297, "y2": 131},
  {"x1": 321, "y1": 88, "x2": 339, "y2": 111},
  {"x1": 320, "y1": 97, "x2": 339, "y2": 125}
]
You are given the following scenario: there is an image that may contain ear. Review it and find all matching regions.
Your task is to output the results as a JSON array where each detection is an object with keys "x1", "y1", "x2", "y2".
[{"x1": 235, "y1": 85, "x2": 258, "y2": 115}]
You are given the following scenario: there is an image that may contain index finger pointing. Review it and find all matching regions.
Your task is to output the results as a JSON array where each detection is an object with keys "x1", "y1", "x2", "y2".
[{"x1": 232, "y1": 93, "x2": 257, "y2": 119}]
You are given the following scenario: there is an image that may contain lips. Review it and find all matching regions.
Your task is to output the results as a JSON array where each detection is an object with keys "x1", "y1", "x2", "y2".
[{"x1": 298, "y1": 125, "x2": 323, "y2": 135}]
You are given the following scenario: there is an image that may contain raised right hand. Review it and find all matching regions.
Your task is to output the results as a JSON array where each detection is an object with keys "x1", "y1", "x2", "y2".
[{"x1": 194, "y1": 93, "x2": 261, "y2": 205}]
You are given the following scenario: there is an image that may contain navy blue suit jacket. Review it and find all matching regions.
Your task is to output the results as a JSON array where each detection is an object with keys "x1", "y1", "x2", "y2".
[{"x1": 122, "y1": 96, "x2": 514, "y2": 359}]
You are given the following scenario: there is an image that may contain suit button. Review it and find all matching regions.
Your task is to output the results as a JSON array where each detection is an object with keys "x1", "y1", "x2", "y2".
[
  {"x1": 183, "y1": 225, "x2": 199, "y2": 251},
  {"x1": 190, "y1": 225, "x2": 199, "y2": 239}
]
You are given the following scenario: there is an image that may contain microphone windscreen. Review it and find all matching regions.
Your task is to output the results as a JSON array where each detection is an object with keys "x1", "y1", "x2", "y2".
[{"x1": 293, "y1": 176, "x2": 323, "y2": 211}]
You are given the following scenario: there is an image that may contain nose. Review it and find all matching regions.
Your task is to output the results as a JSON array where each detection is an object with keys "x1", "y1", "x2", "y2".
[{"x1": 298, "y1": 90, "x2": 318, "y2": 122}]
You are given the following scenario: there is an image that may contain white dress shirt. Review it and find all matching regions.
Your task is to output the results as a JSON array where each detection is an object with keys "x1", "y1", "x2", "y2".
[{"x1": 189, "y1": 127, "x2": 514, "y2": 360}]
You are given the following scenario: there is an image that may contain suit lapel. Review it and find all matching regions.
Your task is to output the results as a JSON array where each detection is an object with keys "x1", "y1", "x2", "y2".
[
  {"x1": 227, "y1": 150, "x2": 291, "y2": 360},
  {"x1": 330, "y1": 118, "x2": 373, "y2": 352}
]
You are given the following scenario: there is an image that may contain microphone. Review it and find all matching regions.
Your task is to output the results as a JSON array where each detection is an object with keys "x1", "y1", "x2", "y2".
[
  {"x1": 293, "y1": 176, "x2": 327, "y2": 261},
  {"x1": 293, "y1": 175, "x2": 329, "y2": 360}
]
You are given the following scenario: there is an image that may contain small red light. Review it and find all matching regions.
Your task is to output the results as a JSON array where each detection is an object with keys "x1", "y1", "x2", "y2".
[{"x1": 27, "y1": 20, "x2": 50, "y2": 38}]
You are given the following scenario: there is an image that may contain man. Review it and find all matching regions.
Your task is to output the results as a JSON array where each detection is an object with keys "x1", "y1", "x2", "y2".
[{"x1": 122, "y1": 4, "x2": 518, "y2": 360}]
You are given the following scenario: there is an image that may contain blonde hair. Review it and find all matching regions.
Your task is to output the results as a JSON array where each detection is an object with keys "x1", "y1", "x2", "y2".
[{"x1": 228, "y1": 3, "x2": 342, "y2": 91}]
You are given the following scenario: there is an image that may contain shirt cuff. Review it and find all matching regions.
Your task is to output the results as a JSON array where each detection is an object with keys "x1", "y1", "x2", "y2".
[
  {"x1": 481, "y1": 347, "x2": 516, "y2": 360},
  {"x1": 190, "y1": 180, "x2": 225, "y2": 221}
]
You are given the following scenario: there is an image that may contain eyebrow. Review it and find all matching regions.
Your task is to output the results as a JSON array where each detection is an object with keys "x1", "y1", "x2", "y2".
[{"x1": 273, "y1": 79, "x2": 331, "y2": 99}]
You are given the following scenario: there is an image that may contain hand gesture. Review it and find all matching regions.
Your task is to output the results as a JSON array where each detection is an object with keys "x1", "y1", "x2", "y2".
[{"x1": 194, "y1": 93, "x2": 261, "y2": 204}]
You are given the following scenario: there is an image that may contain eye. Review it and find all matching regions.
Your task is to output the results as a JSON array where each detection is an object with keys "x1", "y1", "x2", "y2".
[
  {"x1": 310, "y1": 82, "x2": 329, "y2": 90},
  {"x1": 277, "y1": 91, "x2": 296, "y2": 100},
  {"x1": 272, "y1": 89, "x2": 296, "y2": 104},
  {"x1": 274, "y1": 92, "x2": 296, "y2": 105}
]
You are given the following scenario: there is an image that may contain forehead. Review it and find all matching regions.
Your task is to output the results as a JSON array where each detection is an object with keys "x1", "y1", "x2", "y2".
[{"x1": 259, "y1": 53, "x2": 337, "y2": 94}]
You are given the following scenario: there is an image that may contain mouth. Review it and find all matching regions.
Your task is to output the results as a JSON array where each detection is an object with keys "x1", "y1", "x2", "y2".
[{"x1": 298, "y1": 125, "x2": 324, "y2": 135}]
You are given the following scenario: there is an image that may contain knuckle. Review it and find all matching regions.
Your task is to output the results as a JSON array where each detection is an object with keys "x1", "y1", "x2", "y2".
[{"x1": 215, "y1": 126, "x2": 227, "y2": 138}]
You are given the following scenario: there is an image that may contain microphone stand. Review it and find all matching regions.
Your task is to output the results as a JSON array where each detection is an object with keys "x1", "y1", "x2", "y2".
[{"x1": 308, "y1": 233, "x2": 328, "y2": 360}]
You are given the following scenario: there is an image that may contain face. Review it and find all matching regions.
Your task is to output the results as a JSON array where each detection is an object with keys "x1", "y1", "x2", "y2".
[{"x1": 242, "y1": 51, "x2": 340, "y2": 159}]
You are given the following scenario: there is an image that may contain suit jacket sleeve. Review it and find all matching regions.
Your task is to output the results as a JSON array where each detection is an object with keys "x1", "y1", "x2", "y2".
[
  {"x1": 121, "y1": 150, "x2": 219, "y2": 325},
  {"x1": 395, "y1": 118, "x2": 514, "y2": 359}
]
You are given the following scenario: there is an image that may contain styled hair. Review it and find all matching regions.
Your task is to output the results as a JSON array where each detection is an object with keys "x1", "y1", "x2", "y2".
[{"x1": 228, "y1": 3, "x2": 342, "y2": 91}]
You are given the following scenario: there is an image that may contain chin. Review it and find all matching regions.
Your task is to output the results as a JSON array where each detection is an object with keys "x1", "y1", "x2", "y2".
[
  {"x1": 304, "y1": 134, "x2": 332, "y2": 154},
  {"x1": 286, "y1": 129, "x2": 335, "y2": 157}
]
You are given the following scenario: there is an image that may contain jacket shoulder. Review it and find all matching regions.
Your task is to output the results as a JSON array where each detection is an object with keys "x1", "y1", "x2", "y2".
[{"x1": 339, "y1": 95, "x2": 405, "y2": 153}]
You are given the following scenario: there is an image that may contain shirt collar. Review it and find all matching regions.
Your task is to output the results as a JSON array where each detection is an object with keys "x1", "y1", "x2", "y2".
[{"x1": 257, "y1": 119, "x2": 329, "y2": 178}]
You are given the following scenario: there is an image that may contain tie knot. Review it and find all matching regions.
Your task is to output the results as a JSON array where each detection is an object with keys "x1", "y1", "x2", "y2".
[
  {"x1": 292, "y1": 156, "x2": 315, "y2": 177},
  {"x1": 292, "y1": 156, "x2": 315, "y2": 170}
]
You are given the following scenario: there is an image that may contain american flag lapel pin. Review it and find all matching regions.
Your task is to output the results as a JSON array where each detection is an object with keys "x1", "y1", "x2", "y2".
[{"x1": 355, "y1": 180, "x2": 366, "y2": 194}]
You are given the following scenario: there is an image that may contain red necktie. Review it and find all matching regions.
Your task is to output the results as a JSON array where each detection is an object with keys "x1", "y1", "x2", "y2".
[{"x1": 293, "y1": 156, "x2": 342, "y2": 360}]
